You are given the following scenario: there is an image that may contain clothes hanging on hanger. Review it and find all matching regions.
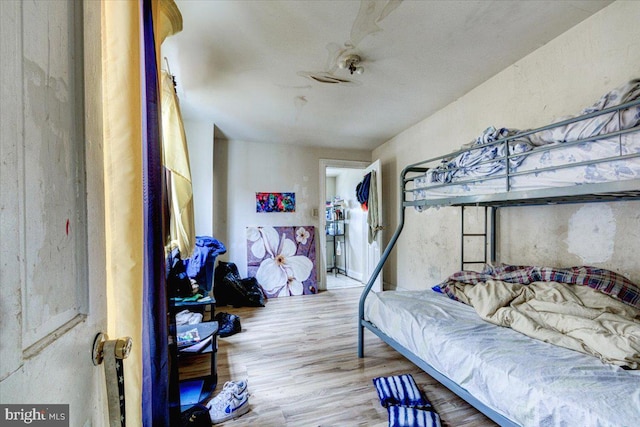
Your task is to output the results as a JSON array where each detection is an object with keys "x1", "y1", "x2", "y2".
[
  {"x1": 367, "y1": 170, "x2": 382, "y2": 244},
  {"x1": 356, "y1": 172, "x2": 372, "y2": 210}
]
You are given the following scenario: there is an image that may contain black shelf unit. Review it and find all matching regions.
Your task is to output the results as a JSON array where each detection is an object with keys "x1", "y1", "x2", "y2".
[
  {"x1": 326, "y1": 220, "x2": 347, "y2": 276},
  {"x1": 326, "y1": 202, "x2": 347, "y2": 276},
  {"x1": 171, "y1": 299, "x2": 218, "y2": 412}
]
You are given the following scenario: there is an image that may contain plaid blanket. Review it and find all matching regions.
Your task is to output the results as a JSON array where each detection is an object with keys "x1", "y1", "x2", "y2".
[{"x1": 438, "y1": 264, "x2": 640, "y2": 310}]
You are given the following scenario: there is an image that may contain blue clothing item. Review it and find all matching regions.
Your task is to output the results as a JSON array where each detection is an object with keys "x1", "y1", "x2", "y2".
[
  {"x1": 372, "y1": 374, "x2": 432, "y2": 409},
  {"x1": 388, "y1": 406, "x2": 441, "y2": 427},
  {"x1": 183, "y1": 236, "x2": 227, "y2": 292},
  {"x1": 356, "y1": 172, "x2": 371, "y2": 205}
]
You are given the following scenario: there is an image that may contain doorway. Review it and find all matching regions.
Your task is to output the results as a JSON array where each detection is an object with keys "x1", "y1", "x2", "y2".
[{"x1": 318, "y1": 159, "x2": 382, "y2": 291}]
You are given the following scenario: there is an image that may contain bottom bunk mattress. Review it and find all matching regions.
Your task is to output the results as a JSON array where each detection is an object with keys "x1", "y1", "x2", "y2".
[{"x1": 364, "y1": 289, "x2": 640, "y2": 427}]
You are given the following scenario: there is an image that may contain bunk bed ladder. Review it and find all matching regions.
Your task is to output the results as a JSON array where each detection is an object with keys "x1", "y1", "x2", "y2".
[{"x1": 460, "y1": 206, "x2": 496, "y2": 270}]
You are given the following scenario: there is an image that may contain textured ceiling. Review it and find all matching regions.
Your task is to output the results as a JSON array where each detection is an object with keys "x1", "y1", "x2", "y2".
[{"x1": 162, "y1": 0, "x2": 612, "y2": 150}]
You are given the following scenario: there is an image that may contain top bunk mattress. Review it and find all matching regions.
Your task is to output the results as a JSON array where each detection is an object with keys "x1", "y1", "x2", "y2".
[
  {"x1": 412, "y1": 134, "x2": 640, "y2": 201},
  {"x1": 364, "y1": 289, "x2": 640, "y2": 427},
  {"x1": 407, "y1": 79, "x2": 640, "y2": 208}
]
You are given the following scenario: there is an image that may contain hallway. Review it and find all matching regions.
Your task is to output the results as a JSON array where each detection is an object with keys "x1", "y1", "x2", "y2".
[{"x1": 326, "y1": 273, "x2": 363, "y2": 290}]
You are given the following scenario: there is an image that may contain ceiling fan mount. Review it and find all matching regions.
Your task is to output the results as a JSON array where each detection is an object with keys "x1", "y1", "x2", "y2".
[{"x1": 338, "y1": 54, "x2": 364, "y2": 75}]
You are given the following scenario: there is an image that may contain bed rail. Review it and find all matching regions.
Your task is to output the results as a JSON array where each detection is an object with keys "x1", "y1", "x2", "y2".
[{"x1": 404, "y1": 98, "x2": 640, "y2": 208}]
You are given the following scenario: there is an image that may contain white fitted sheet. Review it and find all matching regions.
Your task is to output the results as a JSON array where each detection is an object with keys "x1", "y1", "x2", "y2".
[{"x1": 364, "y1": 290, "x2": 640, "y2": 427}]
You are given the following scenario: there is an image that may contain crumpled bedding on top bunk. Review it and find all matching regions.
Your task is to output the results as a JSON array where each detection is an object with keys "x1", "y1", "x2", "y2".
[
  {"x1": 364, "y1": 284, "x2": 640, "y2": 426},
  {"x1": 413, "y1": 79, "x2": 640, "y2": 203},
  {"x1": 438, "y1": 265, "x2": 640, "y2": 369}
]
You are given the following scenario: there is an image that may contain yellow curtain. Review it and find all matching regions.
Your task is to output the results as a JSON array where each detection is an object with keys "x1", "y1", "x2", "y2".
[
  {"x1": 102, "y1": 0, "x2": 182, "y2": 424},
  {"x1": 102, "y1": 0, "x2": 144, "y2": 423},
  {"x1": 161, "y1": 69, "x2": 196, "y2": 258}
]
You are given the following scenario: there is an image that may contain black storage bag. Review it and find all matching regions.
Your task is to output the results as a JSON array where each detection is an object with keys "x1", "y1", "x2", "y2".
[
  {"x1": 239, "y1": 277, "x2": 266, "y2": 307},
  {"x1": 213, "y1": 262, "x2": 241, "y2": 306},
  {"x1": 214, "y1": 262, "x2": 266, "y2": 307}
]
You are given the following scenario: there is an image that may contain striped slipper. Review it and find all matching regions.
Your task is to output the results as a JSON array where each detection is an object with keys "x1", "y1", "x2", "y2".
[
  {"x1": 388, "y1": 405, "x2": 441, "y2": 427},
  {"x1": 372, "y1": 374, "x2": 432, "y2": 409}
]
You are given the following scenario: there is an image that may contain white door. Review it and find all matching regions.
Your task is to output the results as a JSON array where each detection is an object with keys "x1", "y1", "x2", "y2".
[
  {"x1": 0, "y1": 2, "x2": 109, "y2": 425},
  {"x1": 362, "y1": 160, "x2": 383, "y2": 292}
]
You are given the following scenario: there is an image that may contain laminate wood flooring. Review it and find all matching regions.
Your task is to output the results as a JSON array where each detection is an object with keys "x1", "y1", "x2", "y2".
[{"x1": 179, "y1": 287, "x2": 498, "y2": 427}]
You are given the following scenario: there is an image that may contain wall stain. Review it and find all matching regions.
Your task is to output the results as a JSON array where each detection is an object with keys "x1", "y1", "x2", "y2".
[
  {"x1": 566, "y1": 204, "x2": 615, "y2": 264},
  {"x1": 22, "y1": 54, "x2": 83, "y2": 335}
]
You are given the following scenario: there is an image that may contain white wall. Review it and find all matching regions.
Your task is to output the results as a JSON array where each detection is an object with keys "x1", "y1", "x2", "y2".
[
  {"x1": 212, "y1": 138, "x2": 370, "y2": 277},
  {"x1": 184, "y1": 120, "x2": 214, "y2": 235},
  {"x1": 373, "y1": 0, "x2": 640, "y2": 290},
  {"x1": 325, "y1": 176, "x2": 336, "y2": 201}
]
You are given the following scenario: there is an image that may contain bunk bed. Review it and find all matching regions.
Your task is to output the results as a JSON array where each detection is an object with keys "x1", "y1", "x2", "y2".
[{"x1": 358, "y1": 80, "x2": 640, "y2": 427}]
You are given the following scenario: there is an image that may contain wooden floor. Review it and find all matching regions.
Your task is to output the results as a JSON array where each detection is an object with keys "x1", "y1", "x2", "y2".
[{"x1": 179, "y1": 287, "x2": 498, "y2": 427}]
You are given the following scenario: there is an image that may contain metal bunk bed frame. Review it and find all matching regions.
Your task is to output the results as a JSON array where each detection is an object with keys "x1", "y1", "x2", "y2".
[{"x1": 357, "y1": 98, "x2": 640, "y2": 427}]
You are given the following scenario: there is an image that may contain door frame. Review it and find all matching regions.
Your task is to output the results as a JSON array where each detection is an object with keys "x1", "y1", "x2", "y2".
[{"x1": 318, "y1": 159, "x2": 370, "y2": 291}]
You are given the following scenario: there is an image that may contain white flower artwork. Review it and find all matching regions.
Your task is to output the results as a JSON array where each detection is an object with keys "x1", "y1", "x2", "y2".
[{"x1": 247, "y1": 226, "x2": 317, "y2": 297}]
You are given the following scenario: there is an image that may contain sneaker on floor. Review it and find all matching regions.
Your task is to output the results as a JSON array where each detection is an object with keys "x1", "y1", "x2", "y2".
[
  {"x1": 223, "y1": 379, "x2": 247, "y2": 395},
  {"x1": 208, "y1": 391, "x2": 249, "y2": 424},
  {"x1": 206, "y1": 380, "x2": 248, "y2": 410}
]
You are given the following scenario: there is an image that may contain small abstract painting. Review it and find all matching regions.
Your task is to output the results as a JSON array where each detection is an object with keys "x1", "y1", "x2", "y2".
[
  {"x1": 246, "y1": 226, "x2": 317, "y2": 298},
  {"x1": 256, "y1": 192, "x2": 295, "y2": 213}
]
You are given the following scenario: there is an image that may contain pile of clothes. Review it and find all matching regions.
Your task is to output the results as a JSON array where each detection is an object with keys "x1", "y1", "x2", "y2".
[{"x1": 168, "y1": 236, "x2": 227, "y2": 299}]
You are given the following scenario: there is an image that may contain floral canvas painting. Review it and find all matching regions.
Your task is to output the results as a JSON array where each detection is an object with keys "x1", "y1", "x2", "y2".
[
  {"x1": 246, "y1": 226, "x2": 317, "y2": 298},
  {"x1": 256, "y1": 192, "x2": 295, "y2": 213}
]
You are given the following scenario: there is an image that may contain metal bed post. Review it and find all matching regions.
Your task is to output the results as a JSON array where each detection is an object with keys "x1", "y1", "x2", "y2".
[
  {"x1": 484, "y1": 206, "x2": 488, "y2": 265},
  {"x1": 490, "y1": 206, "x2": 497, "y2": 265},
  {"x1": 460, "y1": 206, "x2": 465, "y2": 270},
  {"x1": 358, "y1": 165, "x2": 426, "y2": 358}
]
